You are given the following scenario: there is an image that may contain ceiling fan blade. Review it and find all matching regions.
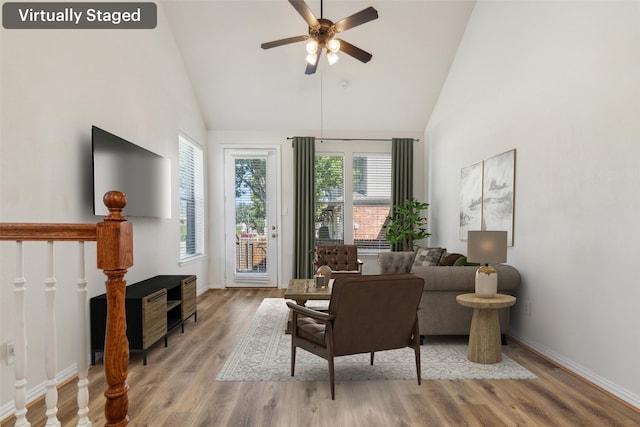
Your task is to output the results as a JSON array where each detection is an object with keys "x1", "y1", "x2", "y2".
[
  {"x1": 333, "y1": 7, "x2": 378, "y2": 33},
  {"x1": 335, "y1": 39, "x2": 373, "y2": 63},
  {"x1": 305, "y1": 49, "x2": 321, "y2": 75},
  {"x1": 305, "y1": 62, "x2": 318, "y2": 75},
  {"x1": 289, "y1": 0, "x2": 319, "y2": 27},
  {"x1": 261, "y1": 35, "x2": 308, "y2": 50}
]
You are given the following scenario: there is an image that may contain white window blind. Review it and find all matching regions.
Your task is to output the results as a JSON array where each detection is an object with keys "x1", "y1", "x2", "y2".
[
  {"x1": 353, "y1": 153, "x2": 392, "y2": 251},
  {"x1": 179, "y1": 135, "x2": 205, "y2": 260}
]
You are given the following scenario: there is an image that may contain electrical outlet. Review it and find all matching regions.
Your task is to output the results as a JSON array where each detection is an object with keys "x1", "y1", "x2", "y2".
[{"x1": 6, "y1": 342, "x2": 15, "y2": 365}]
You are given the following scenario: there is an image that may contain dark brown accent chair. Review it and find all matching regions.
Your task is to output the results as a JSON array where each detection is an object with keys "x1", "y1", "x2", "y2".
[
  {"x1": 286, "y1": 273, "x2": 424, "y2": 399},
  {"x1": 314, "y1": 244, "x2": 363, "y2": 279}
]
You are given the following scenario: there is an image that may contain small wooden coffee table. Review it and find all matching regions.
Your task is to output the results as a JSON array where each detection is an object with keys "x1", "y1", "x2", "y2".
[
  {"x1": 456, "y1": 293, "x2": 516, "y2": 364},
  {"x1": 283, "y1": 278, "x2": 333, "y2": 333}
]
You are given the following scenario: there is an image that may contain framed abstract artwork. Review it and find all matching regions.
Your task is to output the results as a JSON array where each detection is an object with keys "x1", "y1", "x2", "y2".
[
  {"x1": 459, "y1": 161, "x2": 483, "y2": 240},
  {"x1": 482, "y1": 149, "x2": 516, "y2": 246}
]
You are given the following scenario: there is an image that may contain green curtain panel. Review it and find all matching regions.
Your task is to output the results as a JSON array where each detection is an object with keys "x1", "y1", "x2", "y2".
[
  {"x1": 292, "y1": 136, "x2": 316, "y2": 279},
  {"x1": 391, "y1": 138, "x2": 414, "y2": 251}
]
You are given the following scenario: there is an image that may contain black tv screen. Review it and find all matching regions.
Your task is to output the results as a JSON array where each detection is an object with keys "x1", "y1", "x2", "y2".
[{"x1": 92, "y1": 126, "x2": 171, "y2": 218}]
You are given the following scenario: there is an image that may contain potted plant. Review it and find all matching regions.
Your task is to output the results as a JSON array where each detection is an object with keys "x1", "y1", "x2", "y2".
[{"x1": 382, "y1": 198, "x2": 431, "y2": 251}]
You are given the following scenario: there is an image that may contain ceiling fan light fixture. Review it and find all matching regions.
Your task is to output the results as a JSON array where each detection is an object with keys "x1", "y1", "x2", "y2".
[
  {"x1": 327, "y1": 51, "x2": 339, "y2": 65},
  {"x1": 260, "y1": 1, "x2": 378, "y2": 74},
  {"x1": 305, "y1": 39, "x2": 319, "y2": 54},
  {"x1": 327, "y1": 38, "x2": 340, "y2": 53},
  {"x1": 305, "y1": 53, "x2": 318, "y2": 65}
]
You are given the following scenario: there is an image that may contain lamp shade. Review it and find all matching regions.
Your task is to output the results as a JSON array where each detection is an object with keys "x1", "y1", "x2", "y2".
[
  {"x1": 327, "y1": 51, "x2": 339, "y2": 65},
  {"x1": 327, "y1": 39, "x2": 340, "y2": 53},
  {"x1": 305, "y1": 53, "x2": 318, "y2": 65},
  {"x1": 306, "y1": 39, "x2": 319, "y2": 54},
  {"x1": 467, "y1": 231, "x2": 507, "y2": 265}
]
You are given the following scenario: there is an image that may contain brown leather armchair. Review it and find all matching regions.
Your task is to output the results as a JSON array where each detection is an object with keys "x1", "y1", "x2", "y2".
[
  {"x1": 286, "y1": 273, "x2": 424, "y2": 399},
  {"x1": 313, "y1": 244, "x2": 363, "y2": 278}
]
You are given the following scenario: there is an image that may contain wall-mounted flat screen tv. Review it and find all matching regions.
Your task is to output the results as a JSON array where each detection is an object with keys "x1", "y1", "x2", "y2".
[{"x1": 92, "y1": 126, "x2": 171, "y2": 218}]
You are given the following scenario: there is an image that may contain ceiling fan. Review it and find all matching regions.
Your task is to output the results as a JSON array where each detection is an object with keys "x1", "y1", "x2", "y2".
[{"x1": 261, "y1": 0, "x2": 379, "y2": 75}]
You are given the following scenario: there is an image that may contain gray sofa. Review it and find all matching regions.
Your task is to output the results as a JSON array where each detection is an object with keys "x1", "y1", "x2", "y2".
[{"x1": 377, "y1": 251, "x2": 521, "y2": 337}]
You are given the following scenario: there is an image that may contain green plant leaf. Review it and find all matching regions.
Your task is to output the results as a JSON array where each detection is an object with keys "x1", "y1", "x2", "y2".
[{"x1": 382, "y1": 198, "x2": 431, "y2": 251}]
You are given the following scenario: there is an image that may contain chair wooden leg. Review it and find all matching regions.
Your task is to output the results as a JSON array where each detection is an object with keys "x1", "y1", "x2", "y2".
[
  {"x1": 291, "y1": 345, "x2": 296, "y2": 377},
  {"x1": 413, "y1": 321, "x2": 421, "y2": 385},
  {"x1": 414, "y1": 344, "x2": 421, "y2": 385},
  {"x1": 370, "y1": 351, "x2": 375, "y2": 365},
  {"x1": 328, "y1": 357, "x2": 335, "y2": 400}
]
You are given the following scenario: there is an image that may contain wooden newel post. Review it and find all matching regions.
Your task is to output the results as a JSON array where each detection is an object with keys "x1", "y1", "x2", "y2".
[{"x1": 96, "y1": 191, "x2": 133, "y2": 427}]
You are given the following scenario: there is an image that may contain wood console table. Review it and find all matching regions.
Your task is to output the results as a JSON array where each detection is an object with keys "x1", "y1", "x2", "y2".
[
  {"x1": 456, "y1": 293, "x2": 516, "y2": 364},
  {"x1": 91, "y1": 275, "x2": 197, "y2": 365}
]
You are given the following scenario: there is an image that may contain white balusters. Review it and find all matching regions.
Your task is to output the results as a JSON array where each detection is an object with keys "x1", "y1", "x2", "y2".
[
  {"x1": 76, "y1": 242, "x2": 92, "y2": 427},
  {"x1": 44, "y1": 241, "x2": 61, "y2": 427},
  {"x1": 13, "y1": 241, "x2": 31, "y2": 427},
  {"x1": 7, "y1": 238, "x2": 95, "y2": 425}
]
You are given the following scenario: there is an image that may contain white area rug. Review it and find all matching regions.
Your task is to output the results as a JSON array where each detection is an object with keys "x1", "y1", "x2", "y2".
[{"x1": 216, "y1": 298, "x2": 537, "y2": 382}]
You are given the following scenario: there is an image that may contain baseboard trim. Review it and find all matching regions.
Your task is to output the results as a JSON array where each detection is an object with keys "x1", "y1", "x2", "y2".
[
  {"x1": 0, "y1": 363, "x2": 78, "y2": 423},
  {"x1": 508, "y1": 335, "x2": 640, "y2": 412}
]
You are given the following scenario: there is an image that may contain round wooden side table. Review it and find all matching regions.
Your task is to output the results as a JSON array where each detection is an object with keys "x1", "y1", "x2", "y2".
[{"x1": 456, "y1": 293, "x2": 516, "y2": 364}]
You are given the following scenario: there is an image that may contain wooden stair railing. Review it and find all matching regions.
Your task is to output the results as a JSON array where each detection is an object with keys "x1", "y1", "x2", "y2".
[{"x1": 0, "y1": 191, "x2": 133, "y2": 427}]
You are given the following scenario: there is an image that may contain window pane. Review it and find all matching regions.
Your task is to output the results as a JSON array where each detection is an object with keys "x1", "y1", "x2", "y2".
[
  {"x1": 315, "y1": 155, "x2": 344, "y2": 244},
  {"x1": 353, "y1": 153, "x2": 391, "y2": 251},
  {"x1": 179, "y1": 136, "x2": 204, "y2": 260},
  {"x1": 180, "y1": 199, "x2": 196, "y2": 254},
  {"x1": 235, "y1": 157, "x2": 268, "y2": 273}
]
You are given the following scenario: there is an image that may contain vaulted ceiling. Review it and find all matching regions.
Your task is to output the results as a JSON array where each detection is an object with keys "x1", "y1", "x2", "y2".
[{"x1": 164, "y1": 1, "x2": 475, "y2": 133}]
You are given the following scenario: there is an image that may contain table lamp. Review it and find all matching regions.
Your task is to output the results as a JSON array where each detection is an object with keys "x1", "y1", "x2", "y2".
[{"x1": 467, "y1": 231, "x2": 507, "y2": 298}]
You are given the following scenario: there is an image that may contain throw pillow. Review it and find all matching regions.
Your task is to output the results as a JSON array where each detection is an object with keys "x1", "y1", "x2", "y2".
[
  {"x1": 453, "y1": 256, "x2": 481, "y2": 267},
  {"x1": 411, "y1": 247, "x2": 445, "y2": 270},
  {"x1": 439, "y1": 252, "x2": 464, "y2": 266}
]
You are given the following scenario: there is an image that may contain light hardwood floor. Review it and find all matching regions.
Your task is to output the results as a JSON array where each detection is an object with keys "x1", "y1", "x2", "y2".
[{"x1": 3, "y1": 288, "x2": 639, "y2": 427}]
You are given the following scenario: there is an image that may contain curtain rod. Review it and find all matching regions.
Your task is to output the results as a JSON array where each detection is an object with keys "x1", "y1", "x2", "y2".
[{"x1": 287, "y1": 137, "x2": 420, "y2": 142}]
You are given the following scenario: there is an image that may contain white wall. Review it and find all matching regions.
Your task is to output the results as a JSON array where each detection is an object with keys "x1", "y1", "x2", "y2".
[
  {"x1": 207, "y1": 130, "x2": 424, "y2": 288},
  {"x1": 0, "y1": 3, "x2": 207, "y2": 414},
  {"x1": 426, "y1": 0, "x2": 640, "y2": 407}
]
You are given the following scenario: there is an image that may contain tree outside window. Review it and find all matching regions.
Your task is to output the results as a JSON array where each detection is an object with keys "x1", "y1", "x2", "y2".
[{"x1": 314, "y1": 152, "x2": 391, "y2": 251}]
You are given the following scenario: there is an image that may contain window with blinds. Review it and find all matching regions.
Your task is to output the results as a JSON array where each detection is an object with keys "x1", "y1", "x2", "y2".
[
  {"x1": 314, "y1": 151, "x2": 391, "y2": 251},
  {"x1": 179, "y1": 135, "x2": 205, "y2": 261},
  {"x1": 353, "y1": 153, "x2": 392, "y2": 251}
]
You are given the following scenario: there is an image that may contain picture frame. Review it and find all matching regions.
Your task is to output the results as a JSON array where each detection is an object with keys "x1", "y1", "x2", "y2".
[
  {"x1": 459, "y1": 161, "x2": 483, "y2": 240},
  {"x1": 482, "y1": 149, "x2": 516, "y2": 246}
]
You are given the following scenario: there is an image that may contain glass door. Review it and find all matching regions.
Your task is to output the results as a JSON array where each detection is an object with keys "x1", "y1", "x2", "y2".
[{"x1": 224, "y1": 148, "x2": 279, "y2": 287}]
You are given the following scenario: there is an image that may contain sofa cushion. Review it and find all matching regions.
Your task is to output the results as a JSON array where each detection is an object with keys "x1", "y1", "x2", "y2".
[
  {"x1": 411, "y1": 247, "x2": 445, "y2": 270},
  {"x1": 412, "y1": 264, "x2": 520, "y2": 292},
  {"x1": 439, "y1": 252, "x2": 464, "y2": 266},
  {"x1": 453, "y1": 255, "x2": 480, "y2": 266},
  {"x1": 377, "y1": 251, "x2": 415, "y2": 274},
  {"x1": 414, "y1": 265, "x2": 478, "y2": 291}
]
